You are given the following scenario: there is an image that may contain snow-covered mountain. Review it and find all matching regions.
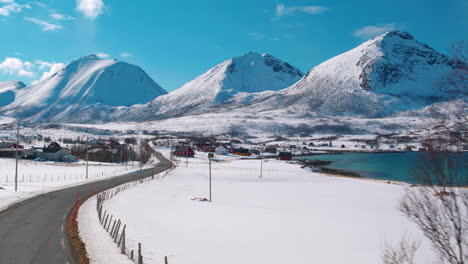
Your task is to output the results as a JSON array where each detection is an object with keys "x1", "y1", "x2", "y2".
[
  {"x1": 246, "y1": 31, "x2": 462, "y2": 117},
  {"x1": 0, "y1": 81, "x2": 26, "y2": 107},
  {"x1": 127, "y1": 52, "x2": 304, "y2": 119},
  {"x1": 0, "y1": 55, "x2": 167, "y2": 122}
]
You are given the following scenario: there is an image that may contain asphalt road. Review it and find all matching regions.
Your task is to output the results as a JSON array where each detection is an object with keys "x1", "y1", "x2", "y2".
[{"x1": 0, "y1": 152, "x2": 172, "y2": 264}]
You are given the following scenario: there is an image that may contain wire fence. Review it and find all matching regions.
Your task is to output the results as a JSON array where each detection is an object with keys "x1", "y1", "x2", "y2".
[{"x1": 95, "y1": 165, "x2": 175, "y2": 264}]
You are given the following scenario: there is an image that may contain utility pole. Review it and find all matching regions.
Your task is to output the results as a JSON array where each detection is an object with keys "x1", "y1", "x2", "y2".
[
  {"x1": 209, "y1": 155, "x2": 212, "y2": 202},
  {"x1": 85, "y1": 137, "x2": 89, "y2": 179},
  {"x1": 14, "y1": 121, "x2": 19, "y2": 192},
  {"x1": 259, "y1": 153, "x2": 263, "y2": 178}
]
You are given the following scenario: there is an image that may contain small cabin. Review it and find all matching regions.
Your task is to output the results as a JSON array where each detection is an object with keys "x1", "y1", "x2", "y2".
[
  {"x1": 232, "y1": 148, "x2": 251, "y2": 156},
  {"x1": 215, "y1": 146, "x2": 229, "y2": 155},
  {"x1": 278, "y1": 152, "x2": 292, "y2": 161},
  {"x1": 174, "y1": 146, "x2": 195, "y2": 157}
]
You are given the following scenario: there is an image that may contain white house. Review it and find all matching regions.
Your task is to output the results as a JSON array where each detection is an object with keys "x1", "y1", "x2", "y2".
[{"x1": 215, "y1": 146, "x2": 229, "y2": 155}]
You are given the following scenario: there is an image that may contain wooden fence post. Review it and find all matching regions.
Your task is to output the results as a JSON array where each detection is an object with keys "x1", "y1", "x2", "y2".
[
  {"x1": 119, "y1": 225, "x2": 126, "y2": 254},
  {"x1": 107, "y1": 215, "x2": 113, "y2": 232},
  {"x1": 165, "y1": 256, "x2": 168, "y2": 264},
  {"x1": 110, "y1": 219, "x2": 116, "y2": 236}
]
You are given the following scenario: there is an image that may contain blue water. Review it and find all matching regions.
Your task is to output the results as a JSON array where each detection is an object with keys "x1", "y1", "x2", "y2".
[{"x1": 296, "y1": 152, "x2": 467, "y2": 186}]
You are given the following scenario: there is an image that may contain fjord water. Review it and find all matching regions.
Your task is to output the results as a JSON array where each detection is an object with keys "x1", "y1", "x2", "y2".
[{"x1": 297, "y1": 152, "x2": 467, "y2": 186}]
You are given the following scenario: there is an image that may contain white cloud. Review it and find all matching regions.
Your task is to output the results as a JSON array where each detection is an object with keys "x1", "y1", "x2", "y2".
[
  {"x1": 353, "y1": 24, "x2": 396, "y2": 39},
  {"x1": 0, "y1": 57, "x2": 35, "y2": 77},
  {"x1": 0, "y1": 3, "x2": 23, "y2": 16},
  {"x1": 25, "y1": 17, "x2": 62, "y2": 31},
  {"x1": 50, "y1": 12, "x2": 75, "y2": 20},
  {"x1": 33, "y1": 61, "x2": 65, "y2": 84},
  {"x1": 119, "y1": 52, "x2": 133, "y2": 58},
  {"x1": 0, "y1": 0, "x2": 15, "y2": 3},
  {"x1": 248, "y1": 32, "x2": 265, "y2": 40},
  {"x1": 76, "y1": 0, "x2": 104, "y2": 19},
  {"x1": 275, "y1": 3, "x2": 328, "y2": 18},
  {"x1": 95, "y1": 53, "x2": 109, "y2": 58}
]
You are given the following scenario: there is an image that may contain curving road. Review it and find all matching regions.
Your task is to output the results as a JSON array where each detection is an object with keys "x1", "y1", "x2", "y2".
[{"x1": 0, "y1": 152, "x2": 172, "y2": 264}]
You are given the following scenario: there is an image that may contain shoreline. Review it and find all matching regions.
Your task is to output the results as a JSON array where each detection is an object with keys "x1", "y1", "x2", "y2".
[{"x1": 295, "y1": 157, "x2": 468, "y2": 188}]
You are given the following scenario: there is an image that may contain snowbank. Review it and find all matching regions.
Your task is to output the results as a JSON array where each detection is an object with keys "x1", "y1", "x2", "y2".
[{"x1": 92, "y1": 152, "x2": 433, "y2": 264}]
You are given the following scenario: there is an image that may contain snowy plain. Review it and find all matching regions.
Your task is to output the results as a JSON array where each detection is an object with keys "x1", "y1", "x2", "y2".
[
  {"x1": 0, "y1": 158, "x2": 148, "y2": 212},
  {"x1": 80, "y1": 148, "x2": 435, "y2": 264}
]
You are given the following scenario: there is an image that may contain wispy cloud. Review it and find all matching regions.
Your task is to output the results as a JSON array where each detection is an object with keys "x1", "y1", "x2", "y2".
[
  {"x1": 30, "y1": 1, "x2": 47, "y2": 8},
  {"x1": 0, "y1": 0, "x2": 16, "y2": 3},
  {"x1": 275, "y1": 3, "x2": 328, "y2": 18},
  {"x1": 96, "y1": 53, "x2": 110, "y2": 58},
  {"x1": 248, "y1": 32, "x2": 265, "y2": 40},
  {"x1": 0, "y1": 3, "x2": 29, "y2": 16},
  {"x1": 25, "y1": 17, "x2": 62, "y2": 31},
  {"x1": 353, "y1": 23, "x2": 396, "y2": 39},
  {"x1": 0, "y1": 57, "x2": 35, "y2": 77},
  {"x1": 50, "y1": 12, "x2": 75, "y2": 20},
  {"x1": 76, "y1": 0, "x2": 104, "y2": 19},
  {"x1": 119, "y1": 52, "x2": 133, "y2": 58}
]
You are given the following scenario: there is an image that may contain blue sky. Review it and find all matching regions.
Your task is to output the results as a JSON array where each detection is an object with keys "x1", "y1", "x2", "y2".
[{"x1": 0, "y1": 0, "x2": 466, "y2": 92}]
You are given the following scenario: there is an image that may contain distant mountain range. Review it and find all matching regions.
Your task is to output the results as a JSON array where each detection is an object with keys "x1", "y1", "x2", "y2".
[{"x1": 0, "y1": 31, "x2": 464, "y2": 125}]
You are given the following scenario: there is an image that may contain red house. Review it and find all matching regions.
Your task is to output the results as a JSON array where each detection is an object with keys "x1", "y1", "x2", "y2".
[
  {"x1": 174, "y1": 146, "x2": 195, "y2": 157},
  {"x1": 200, "y1": 145, "x2": 216, "y2": 152}
]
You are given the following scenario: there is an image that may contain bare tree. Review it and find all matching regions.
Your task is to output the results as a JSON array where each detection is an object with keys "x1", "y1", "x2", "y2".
[{"x1": 382, "y1": 239, "x2": 420, "y2": 264}]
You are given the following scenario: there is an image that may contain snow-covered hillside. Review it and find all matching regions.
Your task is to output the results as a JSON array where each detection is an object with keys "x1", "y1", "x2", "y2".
[
  {"x1": 126, "y1": 52, "x2": 303, "y2": 119},
  {"x1": 0, "y1": 55, "x2": 167, "y2": 122},
  {"x1": 246, "y1": 31, "x2": 462, "y2": 117},
  {"x1": 0, "y1": 81, "x2": 26, "y2": 107}
]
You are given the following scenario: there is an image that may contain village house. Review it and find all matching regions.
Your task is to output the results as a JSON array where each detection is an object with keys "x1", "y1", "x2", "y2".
[
  {"x1": 34, "y1": 142, "x2": 72, "y2": 161},
  {"x1": 278, "y1": 152, "x2": 292, "y2": 160},
  {"x1": 0, "y1": 142, "x2": 24, "y2": 158},
  {"x1": 231, "y1": 148, "x2": 251, "y2": 156},
  {"x1": 174, "y1": 146, "x2": 195, "y2": 157},
  {"x1": 215, "y1": 145, "x2": 229, "y2": 155}
]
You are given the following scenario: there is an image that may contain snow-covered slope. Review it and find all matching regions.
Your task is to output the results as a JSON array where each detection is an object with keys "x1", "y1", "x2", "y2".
[
  {"x1": 128, "y1": 52, "x2": 303, "y2": 119},
  {"x1": 0, "y1": 55, "x2": 167, "y2": 122},
  {"x1": 0, "y1": 81, "x2": 26, "y2": 107},
  {"x1": 248, "y1": 31, "x2": 462, "y2": 117}
]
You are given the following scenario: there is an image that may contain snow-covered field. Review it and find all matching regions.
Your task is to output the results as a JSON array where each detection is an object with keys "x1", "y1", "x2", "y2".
[
  {"x1": 81, "y1": 149, "x2": 434, "y2": 264},
  {"x1": 0, "y1": 158, "x2": 146, "y2": 212}
]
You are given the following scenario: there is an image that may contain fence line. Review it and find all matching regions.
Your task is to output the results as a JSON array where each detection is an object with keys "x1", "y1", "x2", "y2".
[{"x1": 95, "y1": 165, "x2": 176, "y2": 264}]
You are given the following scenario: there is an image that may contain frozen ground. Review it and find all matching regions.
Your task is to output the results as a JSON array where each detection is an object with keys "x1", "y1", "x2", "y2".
[
  {"x1": 83, "y1": 148, "x2": 434, "y2": 264},
  {"x1": 0, "y1": 158, "x2": 148, "y2": 212}
]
